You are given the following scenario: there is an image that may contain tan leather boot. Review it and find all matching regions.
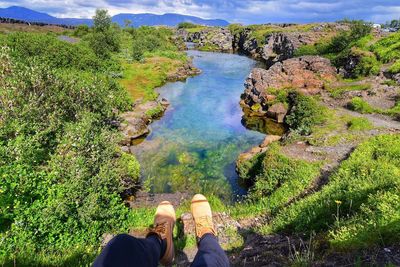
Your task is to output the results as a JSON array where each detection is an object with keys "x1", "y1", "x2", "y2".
[
  {"x1": 191, "y1": 194, "x2": 217, "y2": 242},
  {"x1": 147, "y1": 201, "x2": 176, "y2": 266}
]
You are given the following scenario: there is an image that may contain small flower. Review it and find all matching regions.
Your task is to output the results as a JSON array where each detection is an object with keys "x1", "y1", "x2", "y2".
[{"x1": 335, "y1": 200, "x2": 342, "y2": 205}]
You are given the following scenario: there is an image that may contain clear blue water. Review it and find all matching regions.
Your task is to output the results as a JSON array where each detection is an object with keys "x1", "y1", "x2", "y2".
[{"x1": 131, "y1": 51, "x2": 266, "y2": 199}]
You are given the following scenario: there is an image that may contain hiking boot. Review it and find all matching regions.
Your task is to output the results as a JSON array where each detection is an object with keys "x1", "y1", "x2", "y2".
[
  {"x1": 191, "y1": 194, "x2": 217, "y2": 242},
  {"x1": 147, "y1": 201, "x2": 176, "y2": 266}
]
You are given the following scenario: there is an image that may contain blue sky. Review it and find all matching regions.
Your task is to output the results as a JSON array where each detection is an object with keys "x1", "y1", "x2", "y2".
[{"x1": 1, "y1": 0, "x2": 400, "y2": 24}]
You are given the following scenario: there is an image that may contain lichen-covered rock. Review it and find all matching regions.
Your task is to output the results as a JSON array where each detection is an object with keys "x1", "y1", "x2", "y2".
[{"x1": 241, "y1": 56, "x2": 337, "y2": 120}]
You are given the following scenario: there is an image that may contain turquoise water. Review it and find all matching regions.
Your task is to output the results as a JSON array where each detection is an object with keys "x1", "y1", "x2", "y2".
[{"x1": 131, "y1": 51, "x2": 266, "y2": 199}]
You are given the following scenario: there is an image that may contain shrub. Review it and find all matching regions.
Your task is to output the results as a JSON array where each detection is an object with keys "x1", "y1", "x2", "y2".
[
  {"x1": 0, "y1": 47, "x2": 138, "y2": 265},
  {"x1": 3, "y1": 32, "x2": 113, "y2": 71},
  {"x1": 285, "y1": 92, "x2": 326, "y2": 135},
  {"x1": 177, "y1": 22, "x2": 199, "y2": 29},
  {"x1": 131, "y1": 26, "x2": 176, "y2": 61}
]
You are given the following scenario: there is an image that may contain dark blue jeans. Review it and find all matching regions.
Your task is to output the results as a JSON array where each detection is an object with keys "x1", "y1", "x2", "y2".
[{"x1": 93, "y1": 233, "x2": 229, "y2": 267}]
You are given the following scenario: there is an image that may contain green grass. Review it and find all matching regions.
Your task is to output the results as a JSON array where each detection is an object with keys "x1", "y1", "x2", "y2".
[
  {"x1": 327, "y1": 83, "x2": 371, "y2": 98},
  {"x1": 198, "y1": 43, "x2": 219, "y2": 51},
  {"x1": 348, "y1": 97, "x2": 376, "y2": 113},
  {"x1": 232, "y1": 143, "x2": 321, "y2": 219},
  {"x1": 120, "y1": 56, "x2": 187, "y2": 100},
  {"x1": 348, "y1": 97, "x2": 400, "y2": 117},
  {"x1": 265, "y1": 134, "x2": 400, "y2": 250},
  {"x1": 347, "y1": 117, "x2": 373, "y2": 131}
]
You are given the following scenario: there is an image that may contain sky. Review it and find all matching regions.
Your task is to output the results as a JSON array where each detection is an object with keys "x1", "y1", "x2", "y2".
[{"x1": 1, "y1": 0, "x2": 400, "y2": 24}]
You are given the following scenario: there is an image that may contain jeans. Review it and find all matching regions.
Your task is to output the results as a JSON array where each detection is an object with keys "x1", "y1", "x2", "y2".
[{"x1": 93, "y1": 233, "x2": 229, "y2": 267}]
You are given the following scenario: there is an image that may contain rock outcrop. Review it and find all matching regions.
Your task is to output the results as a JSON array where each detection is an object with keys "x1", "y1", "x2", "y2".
[
  {"x1": 178, "y1": 27, "x2": 233, "y2": 52},
  {"x1": 167, "y1": 61, "x2": 201, "y2": 81},
  {"x1": 232, "y1": 23, "x2": 346, "y2": 67},
  {"x1": 241, "y1": 56, "x2": 337, "y2": 119},
  {"x1": 243, "y1": 56, "x2": 336, "y2": 101}
]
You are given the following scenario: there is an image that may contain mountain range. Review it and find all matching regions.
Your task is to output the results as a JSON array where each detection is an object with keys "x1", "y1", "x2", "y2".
[{"x1": 0, "y1": 6, "x2": 229, "y2": 27}]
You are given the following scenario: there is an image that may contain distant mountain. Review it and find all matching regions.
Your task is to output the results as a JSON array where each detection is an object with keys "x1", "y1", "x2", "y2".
[{"x1": 0, "y1": 6, "x2": 229, "y2": 27}]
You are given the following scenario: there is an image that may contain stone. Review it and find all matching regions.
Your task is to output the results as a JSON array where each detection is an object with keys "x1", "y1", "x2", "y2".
[
  {"x1": 241, "y1": 56, "x2": 337, "y2": 115},
  {"x1": 267, "y1": 103, "x2": 288, "y2": 123},
  {"x1": 259, "y1": 135, "x2": 282, "y2": 148}
]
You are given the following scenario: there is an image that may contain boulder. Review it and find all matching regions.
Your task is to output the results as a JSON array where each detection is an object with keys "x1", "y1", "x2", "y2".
[
  {"x1": 242, "y1": 56, "x2": 337, "y2": 118},
  {"x1": 267, "y1": 103, "x2": 288, "y2": 123},
  {"x1": 260, "y1": 135, "x2": 282, "y2": 148}
]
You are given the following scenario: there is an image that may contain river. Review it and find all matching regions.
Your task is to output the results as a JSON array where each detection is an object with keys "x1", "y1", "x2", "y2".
[{"x1": 131, "y1": 50, "x2": 267, "y2": 200}]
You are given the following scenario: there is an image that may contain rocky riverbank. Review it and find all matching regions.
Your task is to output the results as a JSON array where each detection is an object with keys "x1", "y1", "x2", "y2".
[{"x1": 119, "y1": 60, "x2": 200, "y2": 150}]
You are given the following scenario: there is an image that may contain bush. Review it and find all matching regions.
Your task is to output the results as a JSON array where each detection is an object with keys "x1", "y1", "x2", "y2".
[
  {"x1": 0, "y1": 47, "x2": 138, "y2": 265},
  {"x1": 177, "y1": 22, "x2": 199, "y2": 29},
  {"x1": 86, "y1": 9, "x2": 121, "y2": 59},
  {"x1": 131, "y1": 26, "x2": 177, "y2": 61},
  {"x1": 285, "y1": 92, "x2": 326, "y2": 135},
  {"x1": 269, "y1": 134, "x2": 400, "y2": 249}
]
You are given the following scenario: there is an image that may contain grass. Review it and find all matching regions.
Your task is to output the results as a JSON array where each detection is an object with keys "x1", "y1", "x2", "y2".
[
  {"x1": 232, "y1": 143, "x2": 322, "y2": 219},
  {"x1": 347, "y1": 117, "x2": 373, "y2": 131},
  {"x1": 327, "y1": 83, "x2": 371, "y2": 98},
  {"x1": 265, "y1": 134, "x2": 400, "y2": 250},
  {"x1": 198, "y1": 43, "x2": 219, "y2": 51},
  {"x1": 120, "y1": 56, "x2": 186, "y2": 100},
  {"x1": 348, "y1": 97, "x2": 400, "y2": 117}
]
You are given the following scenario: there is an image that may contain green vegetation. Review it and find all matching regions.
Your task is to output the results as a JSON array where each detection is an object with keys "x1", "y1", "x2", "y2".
[
  {"x1": 348, "y1": 97, "x2": 376, "y2": 113},
  {"x1": 348, "y1": 97, "x2": 400, "y2": 118},
  {"x1": 0, "y1": 9, "x2": 188, "y2": 265},
  {"x1": 285, "y1": 92, "x2": 327, "y2": 135},
  {"x1": 0, "y1": 40, "x2": 140, "y2": 264},
  {"x1": 177, "y1": 22, "x2": 204, "y2": 32},
  {"x1": 347, "y1": 117, "x2": 373, "y2": 131},
  {"x1": 327, "y1": 82, "x2": 371, "y2": 98},
  {"x1": 86, "y1": 9, "x2": 121, "y2": 59},
  {"x1": 265, "y1": 134, "x2": 400, "y2": 250},
  {"x1": 233, "y1": 143, "x2": 321, "y2": 218},
  {"x1": 295, "y1": 21, "x2": 380, "y2": 78}
]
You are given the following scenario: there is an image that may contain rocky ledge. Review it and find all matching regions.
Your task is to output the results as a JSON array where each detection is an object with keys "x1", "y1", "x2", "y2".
[
  {"x1": 178, "y1": 27, "x2": 233, "y2": 52},
  {"x1": 241, "y1": 56, "x2": 337, "y2": 121}
]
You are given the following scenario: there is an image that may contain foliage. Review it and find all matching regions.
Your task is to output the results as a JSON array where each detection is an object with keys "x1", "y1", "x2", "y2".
[
  {"x1": 0, "y1": 39, "x2": 137, "y2": 265},
  {"x1": 267, "y1": 134, "x2": 400, "y2": 250},
  {"x1": 1, "y1": 32, "x2": 113, "y2": 71},
  {"x1": 86, "y1": 9, "x2": 121, "y2": 59},
  {"x1": 388, "y1": 59, "x2": 400, "y2": 74},
  {"x1": 131, "y1": 26, "x2": 177, "y2": 61},
  {"x1": 177, "y1": 22, "x2": 199, "y2": 29},
  {"x1": 72, "y1": 24, "x2": 90, "y2": 37},
  {"x1": 372, "y1": 32, "x2": 400, "y2": 63},
  {"x1": 347, "y1": 117, "x2": 373, "y2": 131},
  {"x1": 285, "y1": 92, "x2": 326, "y2": 135}
]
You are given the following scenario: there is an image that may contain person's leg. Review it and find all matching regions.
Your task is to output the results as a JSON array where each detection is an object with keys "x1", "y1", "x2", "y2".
[
  {"x1": 190, "y1": 194, "x2": 229, "y2": 267},
  {"x1": 93, "y1": 201, "x2": 176, "y2": 267},
  {"x1": 92, "y1": 234, "x2": 164, "y2": 267},
  {"x1": 191, "y1": 233, "x2": 229, "y2": 267}
]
